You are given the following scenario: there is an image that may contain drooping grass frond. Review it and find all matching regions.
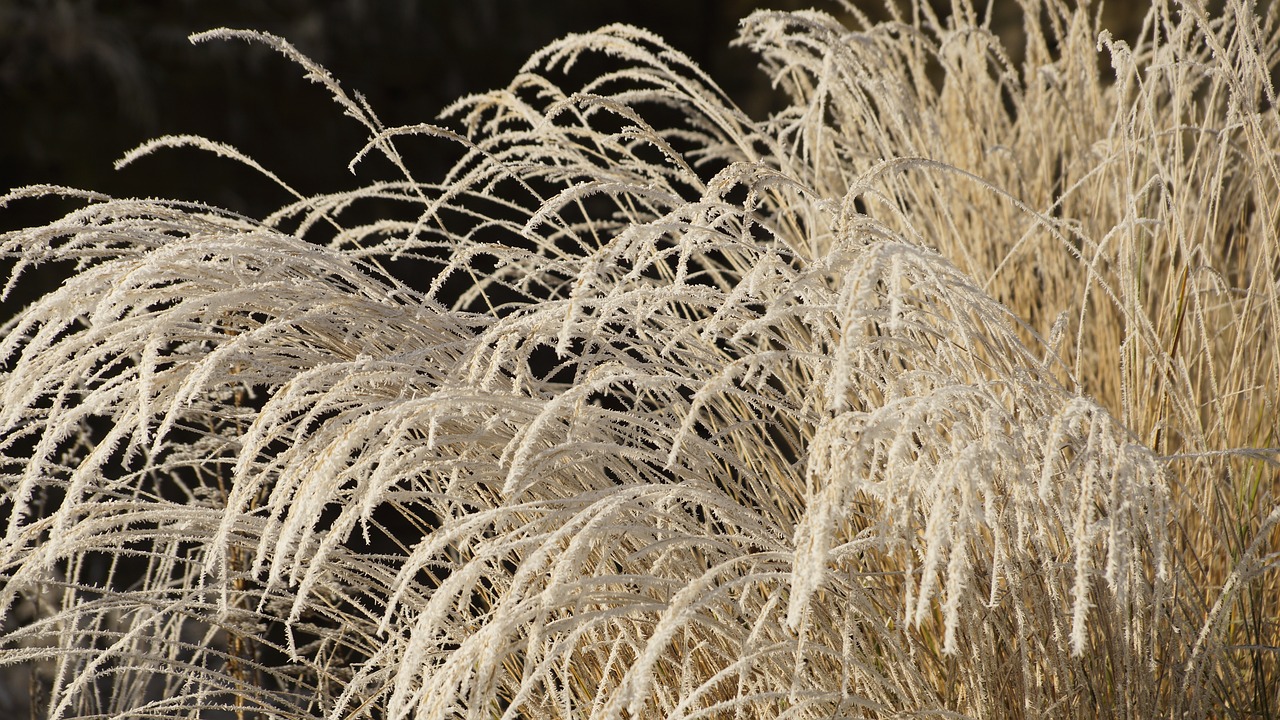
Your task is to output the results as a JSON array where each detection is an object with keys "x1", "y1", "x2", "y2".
[{"x1": 2, "y1": 2, "x2": 1277, "y2": 719}]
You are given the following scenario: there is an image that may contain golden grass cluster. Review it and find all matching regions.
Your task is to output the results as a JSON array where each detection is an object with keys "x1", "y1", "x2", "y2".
[{"x1": 1, "y1": 1, "x2": 1277, "y2": 718}]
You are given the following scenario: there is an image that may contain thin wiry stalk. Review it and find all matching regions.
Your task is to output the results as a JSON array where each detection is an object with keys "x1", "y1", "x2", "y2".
[{"x1": 2, "y1": 1, "x2": 1277, "y2": 718}]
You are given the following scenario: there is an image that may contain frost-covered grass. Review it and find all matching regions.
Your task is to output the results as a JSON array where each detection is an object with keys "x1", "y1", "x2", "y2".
[{"x1": 1, "y1": 1, "x2": 1277, "y2": 718}]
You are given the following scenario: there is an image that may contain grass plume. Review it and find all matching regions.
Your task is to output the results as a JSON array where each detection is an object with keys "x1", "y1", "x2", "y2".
[{"x1": 2, "y1": 1, "x2": 1278, "y2": 718}]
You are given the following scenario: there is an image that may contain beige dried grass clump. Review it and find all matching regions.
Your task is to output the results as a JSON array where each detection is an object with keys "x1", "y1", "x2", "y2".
[{"x1": 1, "y1": 1, "x2": 1277, "y2": 718}]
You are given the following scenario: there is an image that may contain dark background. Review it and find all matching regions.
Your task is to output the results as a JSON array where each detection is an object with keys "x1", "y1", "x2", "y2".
[{"x1": 1, "y1": 0, "x2": 854, "y2": 228}]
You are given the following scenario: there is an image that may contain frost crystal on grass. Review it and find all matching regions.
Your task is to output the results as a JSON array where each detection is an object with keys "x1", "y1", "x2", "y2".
[{"x1": 3, "y1": 2, "x2": 1278, "y2": 718}]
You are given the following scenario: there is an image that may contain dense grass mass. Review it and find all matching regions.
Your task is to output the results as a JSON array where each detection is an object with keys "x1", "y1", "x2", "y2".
[{"x1": 1, "y1": 1, "x2": 1278, "y2": 717}]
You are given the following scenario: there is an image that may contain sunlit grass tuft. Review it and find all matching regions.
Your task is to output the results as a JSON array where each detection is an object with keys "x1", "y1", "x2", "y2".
[{"x1": 2, "y1": 1, "x2": 1277, "y2": 718}]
